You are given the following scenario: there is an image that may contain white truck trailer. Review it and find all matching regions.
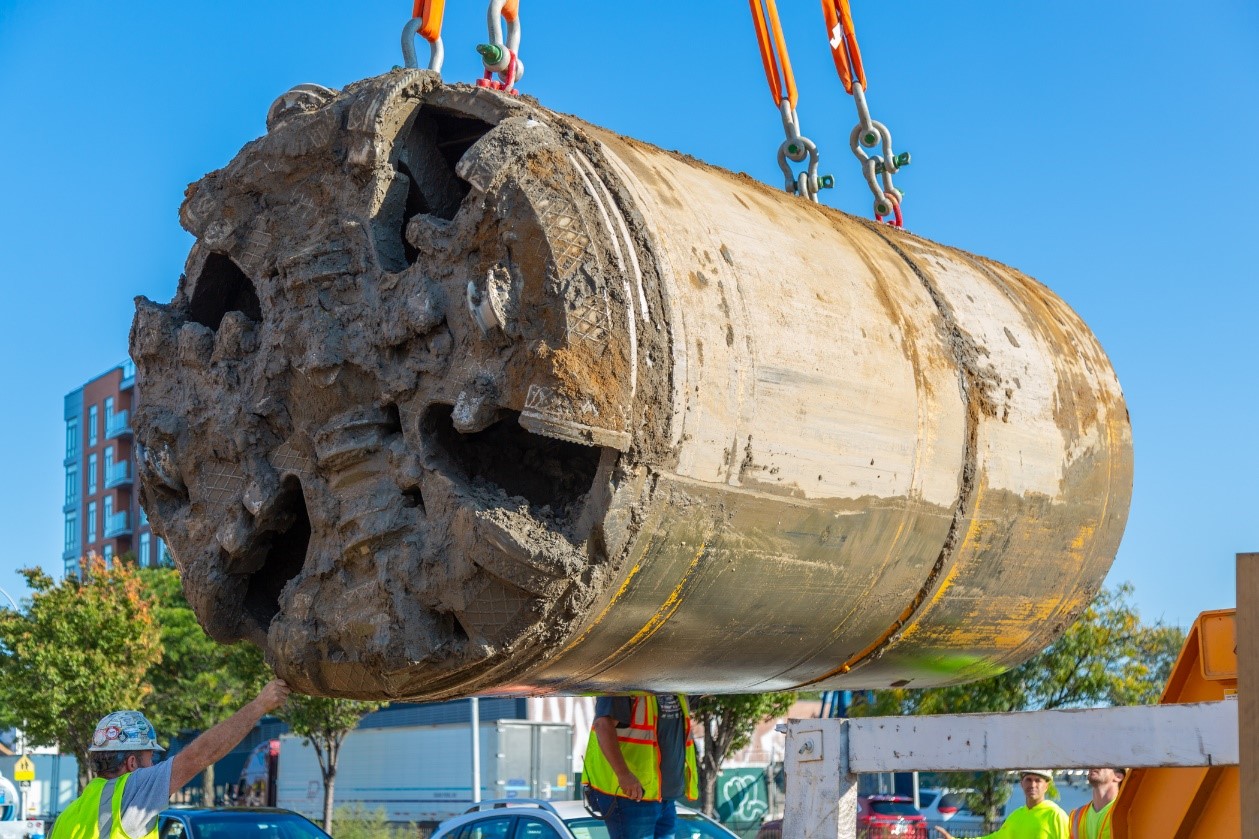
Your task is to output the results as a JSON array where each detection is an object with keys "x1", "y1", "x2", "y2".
[{"x1": 275, "y1": 720, "x2": 573, "y2": 825}]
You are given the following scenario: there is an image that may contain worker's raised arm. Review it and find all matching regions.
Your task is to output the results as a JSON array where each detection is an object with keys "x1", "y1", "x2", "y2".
[{"x1": 169, "y1": 679, "x2": 290, "y2": 794}]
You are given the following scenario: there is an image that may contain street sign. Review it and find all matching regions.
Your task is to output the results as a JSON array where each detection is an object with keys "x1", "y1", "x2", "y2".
[
  {"x1": 13, "y1": 755, "x2": 34, "y2": 782},
  {"x1": 18, "y1": 781, "x2": 29, "y2": 791}
]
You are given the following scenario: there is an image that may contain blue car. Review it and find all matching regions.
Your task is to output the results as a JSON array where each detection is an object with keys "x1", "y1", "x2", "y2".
[{"x1": 157, "y1": 807, "x2": 332, "y2": 839}]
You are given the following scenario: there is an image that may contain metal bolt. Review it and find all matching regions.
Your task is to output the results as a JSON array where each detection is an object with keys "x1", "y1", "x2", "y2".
[
  {"x1": 875, "y1": 152, "x2": 912, "y2": 175},
  {"x1": 819, "y1": 174, "x2": 835, "y2": 189},
  {"x1": 798, "y1": 739, "x2": 815, "y2": 756},
  {"x1": 787, "y1": 143, "x2": 800, "y2": 155},
  {"x1": 477, "y1": 43, "x2": 505, "y2": 66},
  {"x1": 862, "y1": 132, "x2": 879, "y2": 147}
]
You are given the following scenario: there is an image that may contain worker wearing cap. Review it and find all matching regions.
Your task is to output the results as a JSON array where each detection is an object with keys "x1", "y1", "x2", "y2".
[
  {"x1": 1068, "y1": 767, "x2": 1125, "y2": 839},
  {"x1": 583, "y1": 694, "x2": 698, "y2": 839},
  {"x1": 50, "y1": 679, "x2": 289, "y2": 839},
  {"x1": 935, "y1": 770, "x2": 1069, "y2": 839}
]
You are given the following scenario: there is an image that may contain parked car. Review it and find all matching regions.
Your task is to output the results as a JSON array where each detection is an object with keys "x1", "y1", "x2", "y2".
[
  {"x1": 857, "y1": 795, "x2": 928, "y2": 839},
  {"x1": 754, "y1": 796, "x2": 927, "y2": 839},
  {"x1": 157, "y1": 807, "x2": 332, "y2": 839},
  {"x1": 916, "y1": 788, "x2": 985, "y2": 834},
  {"x1": 432, "y1": 798, "x2": 741, "y2": 839}
]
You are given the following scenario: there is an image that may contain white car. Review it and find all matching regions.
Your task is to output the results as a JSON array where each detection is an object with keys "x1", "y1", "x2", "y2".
[
  {"x1": 916, "y1": 789, "x2": 987, "y2": 836},
  {"x1": 431, "y1": 798, "x2": 742, "y2": 839}
]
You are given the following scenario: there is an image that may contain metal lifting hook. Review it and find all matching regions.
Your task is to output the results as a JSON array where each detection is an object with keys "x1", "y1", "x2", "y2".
[{"x1": 401, "y1": 0, "x2": 446, "y2": 72}]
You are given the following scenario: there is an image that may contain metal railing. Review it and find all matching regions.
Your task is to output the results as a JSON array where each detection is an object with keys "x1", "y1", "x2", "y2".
[
  {"x1": 104, "y1": 511, "x2": 131, "y2": 538},
  {"x1": 105, "y1": 409, "x2": 131, "y2": 438},
  {"x1": 120, "y1": 359, "x2": 136, "y2": 390},
  {"x1": 105, "y1": 461, "x2": 131, "y2": 488}
]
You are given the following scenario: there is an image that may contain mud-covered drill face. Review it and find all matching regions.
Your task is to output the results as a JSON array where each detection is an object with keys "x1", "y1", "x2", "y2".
[{"x1": 129, "y1": 71, "x2": 660, "y2": 698}]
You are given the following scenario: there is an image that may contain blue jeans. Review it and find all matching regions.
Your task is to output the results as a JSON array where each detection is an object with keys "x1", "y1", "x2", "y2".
[{"x1": 589, "y1": 790, "x2": 677, "y2": 839}]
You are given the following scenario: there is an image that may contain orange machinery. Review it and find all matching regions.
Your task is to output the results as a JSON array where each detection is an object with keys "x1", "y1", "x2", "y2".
[{"x1": 1113, "y1": 609, "x2": 1239, "y2": 837}]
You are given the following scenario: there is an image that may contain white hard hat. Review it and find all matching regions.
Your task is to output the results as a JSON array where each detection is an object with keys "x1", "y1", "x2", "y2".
[
  {"x1": 1020, "y1": 769, "x2": 1053, "y2": 781},
  {"x1": 89, "y1": 710, "x2": 166, "y2": 753}
]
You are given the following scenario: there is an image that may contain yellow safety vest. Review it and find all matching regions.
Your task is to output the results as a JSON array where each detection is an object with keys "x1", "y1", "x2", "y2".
[
  {"x1": 1069, "y1": 801, "x2": 1114, "y2": 839},
  {"x1": 50, "y1": 774, "x2": 158, "y2": 839},
  {"x1": 584, "y1": 695, "x2": 699, "y2": 801}
]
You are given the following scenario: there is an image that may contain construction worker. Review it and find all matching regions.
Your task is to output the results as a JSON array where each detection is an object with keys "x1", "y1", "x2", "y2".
[
  {"x1": 583, "y1": 694, "x2": 698, "y2": 839},
  {"x1": 935, "y1": 770, "x2": 1069, "y2": 839},
  {"x1": 51, "y1": 679, "x2": 290, "y2": 839},
  {"x1": 1068, "y1": 767, "x2": 1125, "y2": 839}
]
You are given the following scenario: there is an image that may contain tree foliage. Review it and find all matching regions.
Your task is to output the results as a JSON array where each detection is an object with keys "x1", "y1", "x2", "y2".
[
  {"x1": 691, "y1": 692, "x2": 797, "y2": 816},
  {"x1": 0, "y1": 560, "x2": 162, "y2": 785},
  {"x1": 138, "y1": 568, "x2": 272, "y2": 802},
  {"x1": 850, "y1": 584, "x2": 1185, "y2": 829},
  {"x1": 280, "y1": 695, "x2": 386, "y2": 831}
]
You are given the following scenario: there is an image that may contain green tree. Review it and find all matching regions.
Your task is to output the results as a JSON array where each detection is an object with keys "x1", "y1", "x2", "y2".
[
  {"x1": 850, "y1": 584, "x2": 1184, "y2": 829},
  {"x1": 280, "y1": 695, "x2": 386, "y2": 831},
  {"x1": 691, "y1": 692, "x2": 797, "y2": 816},
  {"x1": 0, "y1": 560, "x2": 162, "y2": 788},
  {"x1": 138, "y1": 568, "x2": 272, "y2": 804}
]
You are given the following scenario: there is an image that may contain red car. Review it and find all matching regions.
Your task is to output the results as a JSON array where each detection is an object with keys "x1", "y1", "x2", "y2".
[
  {"x1": 755, "y1": 796, "x2": 928, "y2": 839},
  {"x1": 857, "y1": 795, "x2": 929, "y2": 839}
]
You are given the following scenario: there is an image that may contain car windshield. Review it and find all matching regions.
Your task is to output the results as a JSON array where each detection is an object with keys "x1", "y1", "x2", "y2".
[
  {"x1": 182, "y1": 815, "x2": 329, "y2": 839},
  {"x1": 918, "y1": 792, "x2": 937, "y2": 808},
  {"x1": 869, "y1": 801, "x2": 921, "y2": 817},
  {"x1": 568, "y1": 813, "x2": 732, "y2": 839}
]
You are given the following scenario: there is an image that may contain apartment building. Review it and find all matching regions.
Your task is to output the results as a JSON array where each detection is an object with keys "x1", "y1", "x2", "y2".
[{"x1": 63, "y1": 360, "x2": 172, "y2": 578}]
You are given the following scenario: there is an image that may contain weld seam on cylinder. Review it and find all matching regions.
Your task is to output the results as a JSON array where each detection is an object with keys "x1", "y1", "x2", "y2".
[{"x1": 792, "y1": 228, "x2": 983, "y2": 688}]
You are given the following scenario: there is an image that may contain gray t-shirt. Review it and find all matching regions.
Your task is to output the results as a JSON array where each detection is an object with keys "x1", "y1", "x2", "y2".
[
  {"x1": 116, "y1": 759, "x2": 172, "y2": 837},
  {"x1": 594, "y1": 694, "x2": 688, "y2": 800}
]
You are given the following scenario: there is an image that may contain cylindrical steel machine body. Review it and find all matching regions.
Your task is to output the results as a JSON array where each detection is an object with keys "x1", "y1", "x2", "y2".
[{"x1": 131, "y1": 71, "x2": 1132, "y2": 699}]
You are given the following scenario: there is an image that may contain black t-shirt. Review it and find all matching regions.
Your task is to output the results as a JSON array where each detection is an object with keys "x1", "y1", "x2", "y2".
[{"x1": 594, "y1": 694, "x2": 688, "y2": 799}]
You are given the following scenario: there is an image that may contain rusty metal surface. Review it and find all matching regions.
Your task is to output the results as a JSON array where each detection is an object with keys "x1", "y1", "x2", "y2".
[{"x1": 131, "y1": 70, "x2": 1132, "y2": 699}]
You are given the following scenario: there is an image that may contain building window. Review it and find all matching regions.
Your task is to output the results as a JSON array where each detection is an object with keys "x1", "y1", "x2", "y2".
[
  {"x1": 103, "y1": 494, "x2": 113, "y2": 525},
  {"x1": 140, "y1": 505, "x2": 148, "y2": 526},
  {"x1": 104, "y1": 445, "x2": 114, "y2": 474},
  {"x1": 157, "y1": 538, "x2": 174, "y2": 568},
  {"x1": 88, "y1": 454, "x2": 98, "y2": 494},
  {"x1": 88, "y1": 405, "x2": 99, "y2": 446},
  {"x1": 102, "y1": 544, "x2": 113, "y2": 568},
  {"x1": 65, "y1": 465, "x2": 79, "y2": 505},
  {"x1": 104, "y1": 396, "x2": 115, "y2": 426},
  {"x1": 87, "y1": 502, "x2": 97, "y2": 543},
  {"x1": 139, "y1": 532, "x2": 151, "y2": 566},
  {"x1": 65, "y1": 559, "x2": 80, "y2": 579},
  {"x1": 64, "y1": 512, "x2": 78, "y2": 551},
  {"x1": 66, "y1": 418, "x2": 80, "y2": 457}
]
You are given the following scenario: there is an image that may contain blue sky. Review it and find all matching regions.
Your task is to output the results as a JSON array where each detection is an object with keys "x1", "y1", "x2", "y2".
[{"x1": 0, "y1": 1, "x2": 1255, "y2": 630}]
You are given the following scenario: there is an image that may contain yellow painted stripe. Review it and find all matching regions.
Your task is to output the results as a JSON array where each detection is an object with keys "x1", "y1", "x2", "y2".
[
  {"x1": 616, "y1": 542, "x2": 707, "y2": 652},
  {"x1": 554, "y1": 559, "x2": 646, "y2": 658}
]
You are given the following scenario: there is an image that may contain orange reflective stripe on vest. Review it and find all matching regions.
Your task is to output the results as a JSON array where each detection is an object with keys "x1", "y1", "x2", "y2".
[{"x1": 1070, "y1": 803, "x2": 1114, "y2": 839}]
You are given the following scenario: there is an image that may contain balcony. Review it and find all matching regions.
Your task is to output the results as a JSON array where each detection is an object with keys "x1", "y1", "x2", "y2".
[
  {"x1": 104, "y1": 511, "x2": 131, "y2": 539},
  {"x1": 105, "y1": 460, "x2": 132, "y2": 489},
  {"x1": 120, "y1": 360, "x2": 136, "y2": 390},
  {"x1": 105, "y1": 409, "x2": 131, "y2": 439}
]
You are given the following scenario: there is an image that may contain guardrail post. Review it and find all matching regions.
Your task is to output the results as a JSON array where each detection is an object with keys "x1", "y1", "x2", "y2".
[{"x1": 784, "y1": 718, "x2": 855, "y2": 839}]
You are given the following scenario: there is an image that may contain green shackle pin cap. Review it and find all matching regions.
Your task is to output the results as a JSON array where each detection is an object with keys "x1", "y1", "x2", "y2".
[
  {"x1": 477, "y1": 43, "x2": 505, "y2": 66},
  {"x1": 819, "y1": 174, "x2": 835, "y2": 189},
  {"x1": 875, "y1": 152, "x2": 911, "y2": 175}
]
